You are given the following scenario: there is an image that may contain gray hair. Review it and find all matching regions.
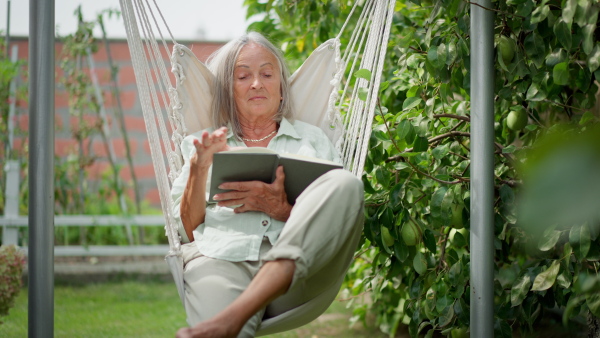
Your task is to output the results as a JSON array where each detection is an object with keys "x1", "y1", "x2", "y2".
[{"x1": 207, "y1": 32, "x2": 293, "y2": 139}]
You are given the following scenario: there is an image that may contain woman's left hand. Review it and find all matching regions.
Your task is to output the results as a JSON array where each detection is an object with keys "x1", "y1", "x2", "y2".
[{"x1": 213, "y1": 166, "x2": 292, "y2": 222}]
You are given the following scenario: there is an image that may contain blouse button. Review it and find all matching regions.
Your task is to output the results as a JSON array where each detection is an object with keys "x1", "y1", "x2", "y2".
[{"x1": 262, "y1": 220, "x2": 269, "y2": 227}]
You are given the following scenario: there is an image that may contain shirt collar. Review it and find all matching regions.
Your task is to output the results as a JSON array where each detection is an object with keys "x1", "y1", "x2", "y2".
[
  {"x1": 225, "y1": 117, "x2": 301, "y2": 141},
  {"x1": 276, "y1": 117, "x2": 301, "y2": 140}
]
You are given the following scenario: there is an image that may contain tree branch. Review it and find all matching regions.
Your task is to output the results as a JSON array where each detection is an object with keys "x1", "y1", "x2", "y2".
[
  {"x1": 404, "y1": 159, "x2": 463, "y2": 185},
  {"x1": 464, "y1": 0, "x2": 525, "y2": 19},
  {"x1": 433, "y1": 113, "x2": 471, "y2": 122}
]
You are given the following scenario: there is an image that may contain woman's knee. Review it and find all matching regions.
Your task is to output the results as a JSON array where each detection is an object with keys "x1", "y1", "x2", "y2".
[{"x1": 322, "y1": 169, "x2": 364, "y2": 202}]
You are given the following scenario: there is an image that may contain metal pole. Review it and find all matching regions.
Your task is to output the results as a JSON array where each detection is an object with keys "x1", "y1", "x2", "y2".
[
  {"x1": 28, "y1": 0, "x2": 55, "y2": 336},
  {"x1": 470, "y1": 0, "x2": 495, "y2": 336},
  {"x1": 5, "y1": 0, "x2": 10, "y2": 56}
]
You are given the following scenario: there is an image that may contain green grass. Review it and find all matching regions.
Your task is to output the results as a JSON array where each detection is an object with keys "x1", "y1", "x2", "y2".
[
  {"x1": 1, "y1": 281, "x2": 186, "y2": 337},
  {"x1": 0, "y1": 281, "x2": 387, "y2": 337}
]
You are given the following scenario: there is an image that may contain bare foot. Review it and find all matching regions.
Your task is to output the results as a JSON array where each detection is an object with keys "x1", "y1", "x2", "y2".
[{"x1": 175, "y1": 317, "x2": 241, "y2": 338}]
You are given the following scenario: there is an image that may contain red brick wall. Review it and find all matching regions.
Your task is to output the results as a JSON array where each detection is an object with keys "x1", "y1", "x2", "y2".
[{"x1": 7, "y1": 37, "x2": 224, "y2": 207}]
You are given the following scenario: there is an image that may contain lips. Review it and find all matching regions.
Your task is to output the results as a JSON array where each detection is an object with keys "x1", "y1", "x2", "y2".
[{"x1": 249, "y1": 96, "x2": 267, "y2": 101}]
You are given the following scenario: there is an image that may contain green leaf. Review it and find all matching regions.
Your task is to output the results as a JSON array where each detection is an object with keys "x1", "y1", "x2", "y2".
[
  {"x1": 378, "y1": 81, "x2": 389, "y2": 92},
  {"x1": 427, "y1": 45, "x2": 442, "y2": 69},
  {"x1": 502, "y1": 145, "x2": 516, "y2": 154},
  {"x1": 553, "y1": 62, "x2": 569, "y2": 85},
  {"x1": 394, "y1": 239, "x2": 409, "y2": 262},
  {"x1": 531, "y1": 260, "x2": 560, "y2": 291},
  {"x1": 525, "y1": 124, "x2": 538, "y2": 131},
  {"x1": 588, "y1": 44, "x2": 600, "y2": 73},
  {"x1": 358, "y1": 87, "x2": 368, "y2": 101},
  {"x1": 511, "y1": 275, "x2": 532, "y2": 307},
  {"x1": 530, "y1": 4, "x2": 549, "y2": 25},
  {"x1": 446, "y1": 42, "x2": 457, "y2": 65},
  {"x1": 582, "y1": 24, "x2": 595, "y2": 55},
  {"x1": 587, "y1": 294, "x2": 600, "y2": 318},
  {"x1": 570, "y1": 224, "x2": 592, "y2": 260},
  {"x1": 413, "y1": 136, "x2": 429, "y2": 152},
  {"x1": 545, "y1": 48, "x2": 567, "y2": 67},
  {"x1": 432, "y1": 144, "x2": 450, "y2": 160},
  {"x1": 580, "y1": 225, "x2": 591, "y2": 258},
  {"x1": 556, "y1": 266, "x2": 572, "y2": 289},
  {"x1": 538, "y1": 229, "x2": 561, "y2": 251},
  {"x1": 423, "y1": 229, "x2": 436, "y2": 254},
  {"x1": 396, "y1": 119, "x2": 413, "y2": 141},
  {"x1": 394, "y1": 162, "x2": 410, "y2": 171},
  {"x1": 452, "y1": 230, "x2": 467, "y2": 247},
  {"x1": 526, "y1": 82, "x2": 547, "y2": 101},
  {"x1": 413, "y1": 252, "x2": 428, "y2": 275},
  {"x1": 553, "y1": 19, "x2": 572, "y2": 51},
  {"x1": 437, "y1": 43, "x2": 448, "y2": 67},
  {"x1": 561, "y1": 0, "x2": 577, "y2": 25},
  {"x1": 354, "y1": 68, "x2": 372, "y2": 81},
  {"x1": 575, "y1": 67, "x2": 592, "y2": 93},
  {"x1": 430, "y1": 187, "x2": 449, "y2": 220},
  {"x1": 563, "y1": 295, "x2": 585, "y2": 326},
  {"x1": 580, "y1": 111, "x2": 595, "y2": 125},
  {"x1": 436, "y1": 294, "x2": 453, "y2": 313},
  {"x1": 574, "y1": 0, "x2": 593, "y2": 27},
  {"x1": 403, "y1": 97, "x2": 422, "y2": 111},
  {"x1": 499, "y1": 184, "x2": 515, "y2": 204}
]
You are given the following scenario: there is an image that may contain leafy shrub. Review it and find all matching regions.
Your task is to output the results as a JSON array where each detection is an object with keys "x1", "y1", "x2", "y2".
[
  {"x1": 0, "y1": 245, "x2": 25, "y2": 323},
  {"x1": 244, "y1": 0, "x2": 599, "y2": 336}
]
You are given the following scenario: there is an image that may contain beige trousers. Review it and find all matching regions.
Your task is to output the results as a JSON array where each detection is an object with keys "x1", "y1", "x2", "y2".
[{"x1": 182, "y1": 169, "x2": 364, "y2": 337}]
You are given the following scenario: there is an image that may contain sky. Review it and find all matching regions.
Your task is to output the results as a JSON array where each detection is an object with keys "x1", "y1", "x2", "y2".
[{"x1": 1, "y1": 0, "x2": 249, "y2": 41}]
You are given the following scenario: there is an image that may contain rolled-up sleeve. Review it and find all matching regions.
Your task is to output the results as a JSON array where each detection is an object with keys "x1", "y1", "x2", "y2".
[{"x1": 171, "y1": 134, "x2": 200, "y2": 244}]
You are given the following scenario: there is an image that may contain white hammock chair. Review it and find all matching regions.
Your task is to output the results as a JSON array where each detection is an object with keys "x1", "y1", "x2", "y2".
[{"x1": 119, "y1": 0, "x2": 394, "y2": 334}]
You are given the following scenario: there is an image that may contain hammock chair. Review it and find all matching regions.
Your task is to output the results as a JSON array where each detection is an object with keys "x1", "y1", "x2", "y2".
[{"x1": 119, "y1": 0, "x2": 394, "y2": 334}]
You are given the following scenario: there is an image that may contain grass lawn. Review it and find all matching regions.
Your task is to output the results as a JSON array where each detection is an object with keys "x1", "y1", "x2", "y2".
[{"x1": 0, "y1": 281, "x2": 387, "y2": 337}]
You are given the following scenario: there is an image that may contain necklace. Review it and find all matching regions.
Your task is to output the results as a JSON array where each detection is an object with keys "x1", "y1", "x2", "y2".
[{"x1": 241, "y1": 129, "x2": 277, "y2": 142}]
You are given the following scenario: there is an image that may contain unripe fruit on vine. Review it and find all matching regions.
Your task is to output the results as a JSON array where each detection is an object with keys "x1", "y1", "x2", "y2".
[
  {"x1": 497, "y1": 35, "x2": 515, "y2": 64},
  {"x1": 401, "y1": 222, "x2": 422, "y2": 246},
  {"x1": 450, "y1": 204, "x2": 464, "y2": 229},
  {"x1": 507, "y1": 108, "x2": 528, "y2": 131},
  {"x1": 451, "y1": 327, "x2": 469, "y2": 338},
  {"x1": 381, "y1": 226, "x2": 395, "y2": 247}
]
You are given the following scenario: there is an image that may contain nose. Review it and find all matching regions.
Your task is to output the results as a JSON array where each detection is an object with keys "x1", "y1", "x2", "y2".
[{"x1": 251, "y1": 76, "x2": 263, "y2": 89}]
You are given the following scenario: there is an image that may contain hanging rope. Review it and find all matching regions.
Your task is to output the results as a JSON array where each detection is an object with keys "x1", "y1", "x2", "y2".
[{"x1": 118, "y1": 0, "x2": 395, "y2": 298}]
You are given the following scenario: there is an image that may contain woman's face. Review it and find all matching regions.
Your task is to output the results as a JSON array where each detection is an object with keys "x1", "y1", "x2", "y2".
[{"x1": 233, "y1": 43, "x2": 282, "y2": 122}]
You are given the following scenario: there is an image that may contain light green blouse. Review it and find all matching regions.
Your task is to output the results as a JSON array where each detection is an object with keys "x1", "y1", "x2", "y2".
[{"x1": 171, "y1": 118, "x2": 341, "y2": 262}]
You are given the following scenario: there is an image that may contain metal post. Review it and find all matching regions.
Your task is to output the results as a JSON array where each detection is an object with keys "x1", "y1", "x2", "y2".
[
  {"x1": 470, "y1": 0, "x2": 495, "y2": 336},
  {"x1": 2, "y1": 161, "x2": 20, "y2": 245},
  {"x1": 3, "y1": 45, "x2": 20, "y2": 244},
  {"x1": 5, "y1": 0, "x2": 10, "y2": 57},
  {"x1": 28, "y1": 0, "x2": 55, "y2": 336}
]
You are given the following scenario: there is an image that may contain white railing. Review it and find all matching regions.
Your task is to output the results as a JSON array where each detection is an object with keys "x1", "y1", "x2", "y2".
[{"x1": 1, "y1": 160, "x2": 168, "y2": 256}]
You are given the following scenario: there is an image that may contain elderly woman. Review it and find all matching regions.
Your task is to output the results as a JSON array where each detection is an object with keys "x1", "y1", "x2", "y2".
[{"x1": 171, "y1": 32, "x2": 364, "y2": 337}]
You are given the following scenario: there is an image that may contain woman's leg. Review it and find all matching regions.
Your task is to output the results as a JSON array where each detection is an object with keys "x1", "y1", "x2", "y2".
[
  {"x1": 262, "y1": 169, "x2": 364, "y2": 318},
  {"x1": 178, "y1": 169, "x2": 363, "y2": 337},
  {"x1": 179, "y1": 243, "x2": 269, "y2": 338},
  {"x1": 179, "y1": 259, "x2": 296, "y2": 338}
]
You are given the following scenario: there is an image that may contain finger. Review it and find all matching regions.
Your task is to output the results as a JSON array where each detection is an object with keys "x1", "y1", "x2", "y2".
[
  {"x1": 213, "y1": 190, "x2": 246, "y2": 201},
  {"x1": 201, "y1": 131, "x2": 212, "y2": 147},
  {"x1": 218, "y1": 181, "x2": 260, "y2": 192},
  {"x1": 217, "y1": 199, "x2": 246, "y2": 208},
  {"x1": 233, "y1": 203, "x2": 253, "y2": 214},
  {"x1": 215, "y1": 127, "x2": 228, "y2": 138},
  {"x1": 273, "y1": 166, "x2": 285, "y2": 185},
  {"x1": 192, "y1": 137, "x2": 201, "y2": 150}
]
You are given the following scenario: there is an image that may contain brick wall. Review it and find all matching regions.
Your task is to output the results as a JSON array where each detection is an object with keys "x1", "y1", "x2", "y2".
[{"x1": 7, "y1": 37, "x2": 224, "y2": 207}]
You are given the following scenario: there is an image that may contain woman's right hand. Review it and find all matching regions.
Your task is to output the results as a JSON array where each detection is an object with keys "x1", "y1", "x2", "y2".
[{"x1": 190, "y1": 127, "x2": 229, "y2": 170}]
